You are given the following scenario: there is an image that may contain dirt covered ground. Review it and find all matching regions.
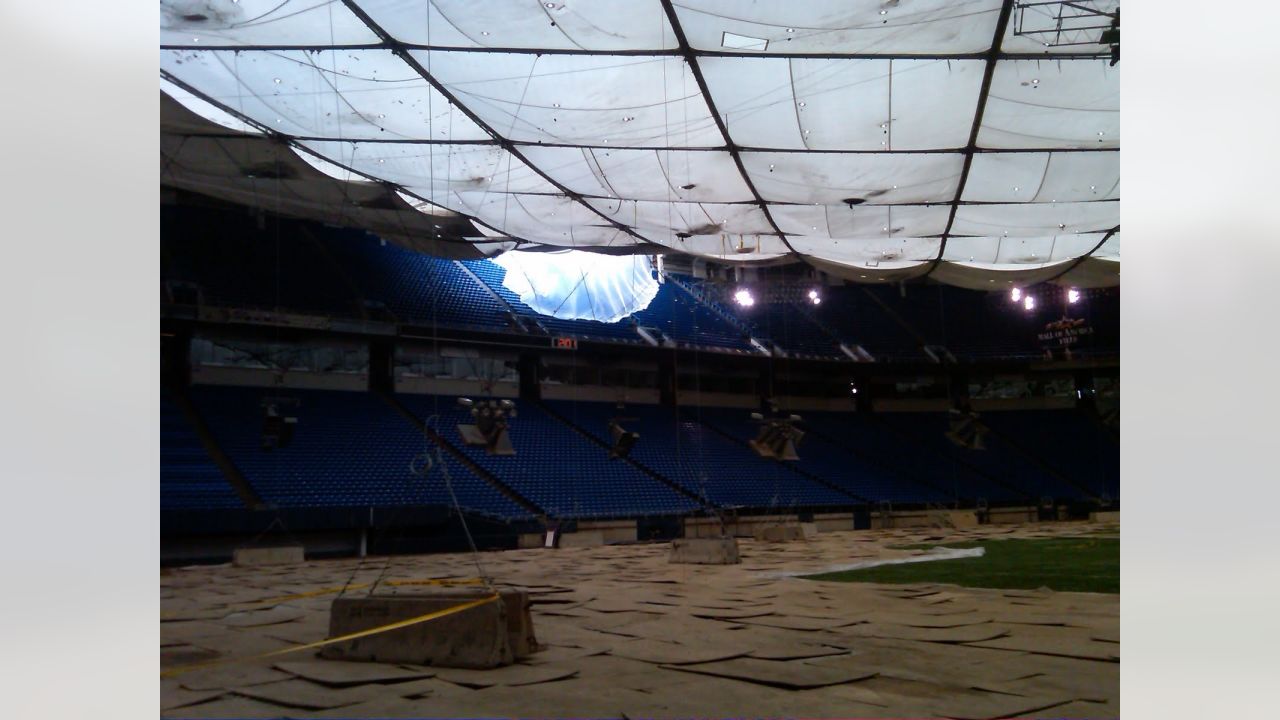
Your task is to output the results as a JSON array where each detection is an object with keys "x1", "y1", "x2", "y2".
[{"x1": 161, "y1": 520, "x2": 1119, "y2": 718}]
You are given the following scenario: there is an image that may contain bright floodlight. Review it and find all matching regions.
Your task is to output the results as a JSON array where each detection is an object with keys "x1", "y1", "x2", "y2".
[
  {"x1": 1024, "y1": 295, "x2": 1036, "y2": 311},
  {"x1": 734, "y1": 288, "x2": 755, "y2": 307},
  {"x1": 1011, "y1": 287, "x2": 1022, "y2": 302},
  {"x1": 812, "y1": 296, "x2": 821, "y2": 305},
  {"x1": 1068, "y1": 288, "x2": 1081, "y2": 304},
  {"x1": 808, "y1": 289, "x2": 821, "y2": 305}
]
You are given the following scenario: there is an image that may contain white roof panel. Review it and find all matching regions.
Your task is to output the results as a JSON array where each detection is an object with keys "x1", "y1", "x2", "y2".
[
  {"x1": 519, "y1": 147, "x2": 752, "y2": 203},
  {"x1": 160, "y1": 2, "x2": 1119, "y2": 287},
  {"x1": 962, "y1": 151, "x2": 1119, "y2": 202},
  {"x1": 672, "y1": 0, "x2": 1003, "y2": 54},
  {"x1": 363, "y1": 0, "x2": 675, "y2": 50},
  {"x1": 415, "y1": 52, "x2": 722, "y2": 147},
  {"x1": 979, "y1": 59, "x2": 1119, "y2": 149},
  {"x1": 161, "y1": 0, "x2": 378, "y2": 46},
  {"x1": 700, "y1": 57, "x2": 984, "y2": 150},
  {"x1": 743, "y1": 151, "x2": 963, "y2": 204}
]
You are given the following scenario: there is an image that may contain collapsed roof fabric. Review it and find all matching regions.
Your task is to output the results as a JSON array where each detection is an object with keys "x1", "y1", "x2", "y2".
[
  {"x1": 494, "y1": 250, "x2": 659, "y2": 322},
  {"x1": 160, "y1": 0, "x2": 1118, "y2": 287}
]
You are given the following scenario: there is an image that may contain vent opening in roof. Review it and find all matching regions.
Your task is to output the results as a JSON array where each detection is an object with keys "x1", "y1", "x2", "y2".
[
  {"x1": 721, "y1": 32, "x2": 768, "y2": 51},
  {"x1": 843, "y1": 197, "x2": 866, "y2": 206}
]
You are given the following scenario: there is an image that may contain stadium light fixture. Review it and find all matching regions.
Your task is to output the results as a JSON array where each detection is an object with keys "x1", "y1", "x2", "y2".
[
  {"x1": 734, "y1": 288, "x2": 755, "y2": 307},
  {"x1": 1068, "y1": 288, "x2": 1081, "y2": 304},
  {"x1": 1024, "y1": 295, "x2": 1036, "y2": 311},
  {"x1": 607, "y1": 417, "x2": 640, "y2": 460},
  {"x1": 1011, "y1": 287, "x2": 1022, "y2": 302},
  {"x1": 945, "y1": 406, "x2": 988, "y2": 450},
  {"x1": 748, "y1": 412, "x2": 804, "y2": 461},
  {"x1": 260, "y1": 396, "x2": 299, "y2": 450},
  {"x1": 808, "y1": 288, "x2": 821, "y2": 305},
  {"x1": 456, "y1": 397, "x2": 516, "y2": 455}
]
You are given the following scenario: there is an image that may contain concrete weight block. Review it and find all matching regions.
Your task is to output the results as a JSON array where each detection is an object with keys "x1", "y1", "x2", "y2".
[
  {"x1": 232, "y1": 546, "x2": 304, "y2": 567},
  {"x1": 754, "y1": 525, "x2": 805, "y2": 542},
  {"x1": 669, "y1": 537, "x2": 741, "y2": 565},
  {"x1": 321, "y1": 590, "x2": 536, "y2": 669}
]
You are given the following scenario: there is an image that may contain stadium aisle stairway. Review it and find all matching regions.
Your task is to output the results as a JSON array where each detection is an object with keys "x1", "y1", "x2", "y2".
[
  {"x1": 980, "y1": 410, "x2": 1120, "y2": 501},
  {"x1": 542, "y1": 401, "x2": 855, "y2": 510},
  {"x1": 161, "y1": 392, "x2": 246, "y2": 510},
  {"x1": 398, "y1": 395, "x2": 702, "y2": 520},
  {"x1": 874, "y1": 412, "x2": 1085, "y2": 502},
  {"x1": 692, "y1": 407, "x2": 930, "y2": 504},
  {"x1": 186, "y1": 386, "x2": 532, "y2": 519},
  {"x1": 798, "y1": 411, "x2": 1030, "y2": 504}
]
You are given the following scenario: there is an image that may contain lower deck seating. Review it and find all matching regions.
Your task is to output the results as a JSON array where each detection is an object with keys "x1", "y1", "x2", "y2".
[
  {"x1": 187, "y1": 386, "x2": 531, "y2": 519},
  {"x1": 168, "y1": 385, "x2": 1115, "y2": 514},
  {"x1": 399, "y1": 395, "x2": 700, "y2": 519},
  {"x1": 693, "y1": 407, "x2": 935, "y2": 503},
  {"x1": 799, "y1": 411, "x2": 1028, "y2": 504},
  {"x1": 980, "y1": 410, "x2": 1120, "y2": 500},
  {"x1": 874, "y1": 412, "x2": 1085, "y2": 502},
  {"x1": 544, "y1": 401, "x2": 854, "y2": 509},
  {"x1": 161, "y1": 393, "x2": 244, "y2": 510}
]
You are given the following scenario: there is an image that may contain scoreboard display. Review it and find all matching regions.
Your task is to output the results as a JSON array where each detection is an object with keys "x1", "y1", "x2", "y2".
[{"x1": 552, "y1": 337, "x2": 578, "y2": 350}]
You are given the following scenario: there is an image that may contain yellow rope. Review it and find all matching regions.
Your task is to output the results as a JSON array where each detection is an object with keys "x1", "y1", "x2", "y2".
[{"x1": 161, "y1": 593, "x2": 499, "y2": 678}]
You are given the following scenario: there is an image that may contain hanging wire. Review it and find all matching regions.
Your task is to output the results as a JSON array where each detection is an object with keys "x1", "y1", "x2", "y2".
[{"x1": 399, "y1": 413, "x2": 492, "y2": 590}]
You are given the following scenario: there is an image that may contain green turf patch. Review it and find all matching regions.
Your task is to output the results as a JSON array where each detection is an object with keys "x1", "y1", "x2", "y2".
[{"x1": 804, "y1": 538, "x2": 1118, "y2": 593}]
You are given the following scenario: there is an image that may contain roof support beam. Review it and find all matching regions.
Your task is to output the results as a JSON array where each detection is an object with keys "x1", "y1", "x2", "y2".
[
  {"x1": 1044, "y1": 224, "x2": 1119, "y2": 283},
  {"x1": 166, "y1": 131, "x2": 1119, "y2": 157},
  {"x1": 657, "y1": 0, "x2": 799, "y2": 259},
  {"x1": 924, "y1": 0, "x2": 1017, "y2": 279},
  {"x1": 339, "y1": 0, "x2": 654, "y2": 251},
  {"x1": 159, "y1": 42, "x2": 1110, "y2": 62}
]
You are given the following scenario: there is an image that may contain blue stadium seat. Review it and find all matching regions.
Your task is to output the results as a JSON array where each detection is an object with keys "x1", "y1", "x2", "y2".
[
  {"x1": 980, "y1": 410, "x2": 1120, "y2": 500},
  {"x1": 875, "y1": 412, "x2": 1084, "y2": 502},
  {"x1": 797, "y1": 411, "x2": 1027, "y2": 504},
  {"x1": 632, "y1": 284, "x2": 755, "y2": 352},
  {"x1": 161, "y1": 204, "x2": 1117, "y2": 359},
  {"x1": 693, "y1": 407, "x2": 931, "y2": 503},
  {"x1": 544, "y1": 401, "x2": 854, "y2": 510},
  {"x1": 187, "y1": 386, "x2": 531, "y2": 519},
  {"x1": 161, "y1": 392, "x2": 245, "y2": 510},
  {"x1": 328, "y1": 239, "x2": 517, "y2": 332},
  {"x1": 399, "y1": 395, "x2": 700, "y2": 519}
]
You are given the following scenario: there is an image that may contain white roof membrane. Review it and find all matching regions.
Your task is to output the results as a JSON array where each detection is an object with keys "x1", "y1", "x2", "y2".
[{"x1": 159, "y1": 1, "x2": 1119, "y2": 288}]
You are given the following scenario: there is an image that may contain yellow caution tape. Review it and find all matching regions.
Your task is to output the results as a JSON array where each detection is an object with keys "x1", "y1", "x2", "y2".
[{"x1": 161, "y1": 593, "x2": 500, "y2": 678}]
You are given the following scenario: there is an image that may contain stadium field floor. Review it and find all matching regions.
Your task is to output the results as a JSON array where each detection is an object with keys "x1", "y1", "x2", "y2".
[{"x1": 162, "y1": 521, "x2": 1119, "y2": 718}]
